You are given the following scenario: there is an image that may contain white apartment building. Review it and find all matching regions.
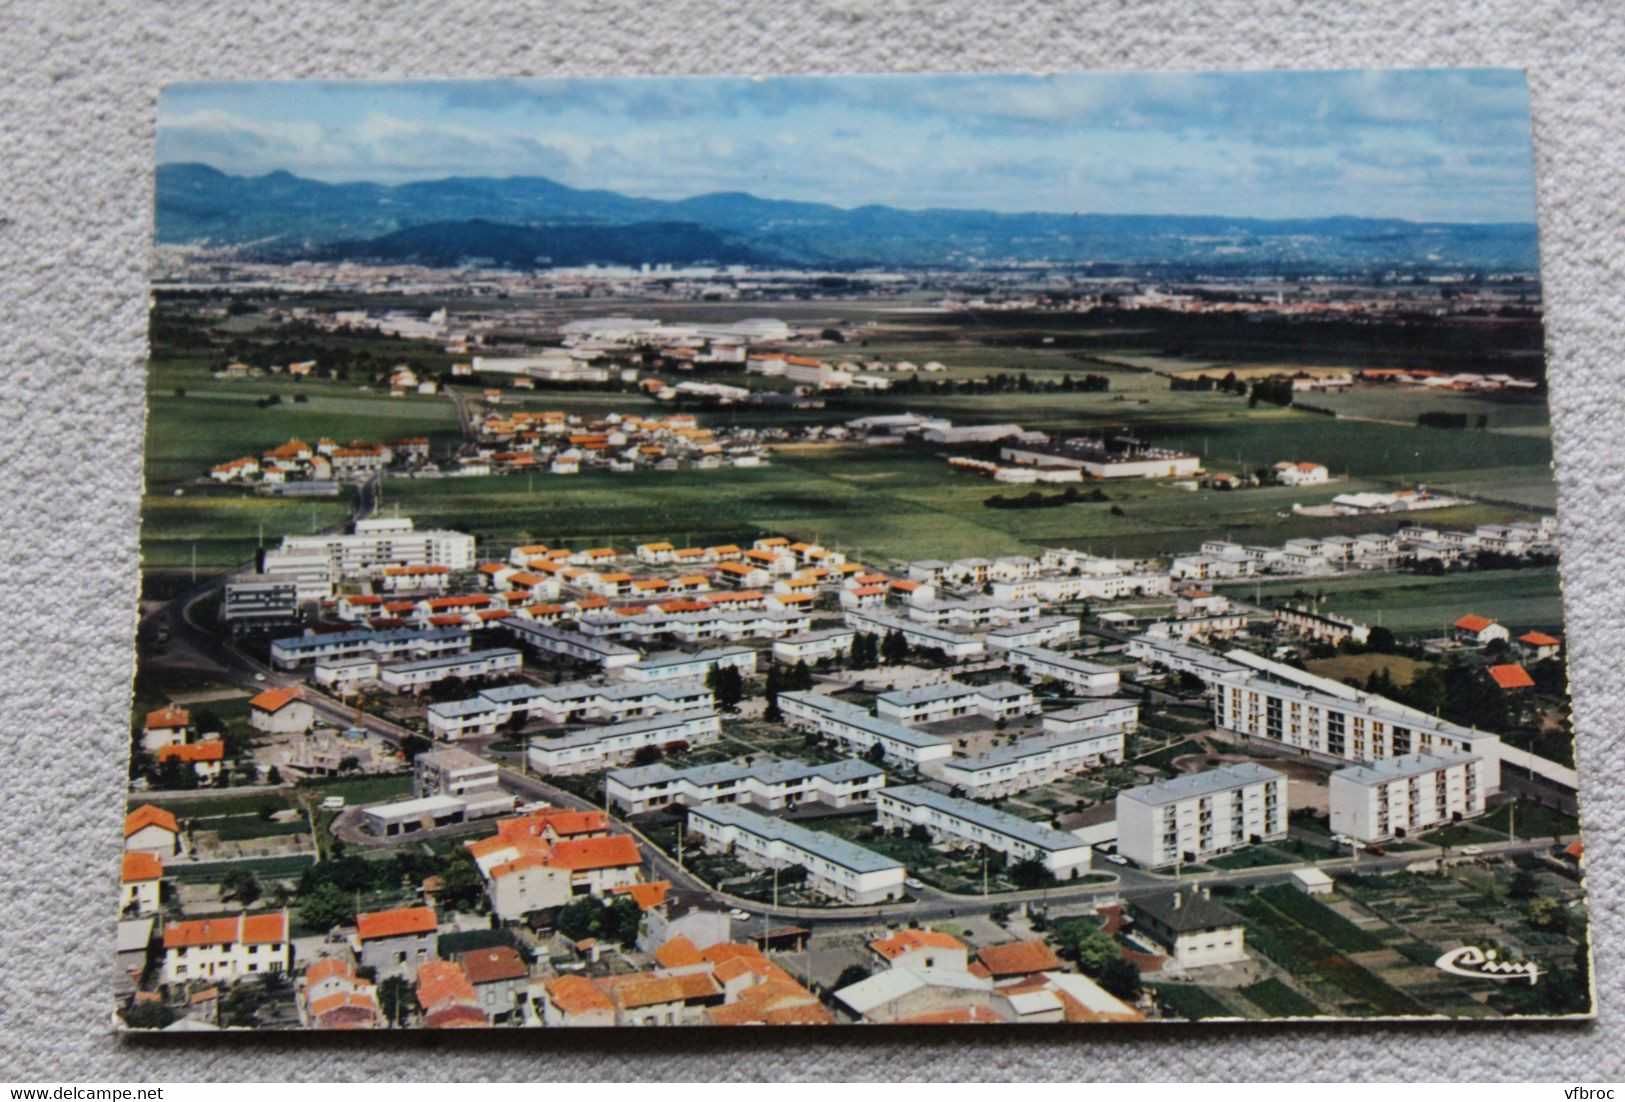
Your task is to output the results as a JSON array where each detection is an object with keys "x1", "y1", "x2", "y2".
[
  {"x1": 772, "y1": 628, "x2": 857, "y2": 664},
  {"x1": 378, "y1": 648, "x2": 522, "y2": 692},
  {"x1": 1004, "y1": 648, "x2": 1121, "y2": 695},
  {"x1": 777, "y1": 691, "x2": 953, "y2": 767},
  {"x1": 876, "y1": 785, "x2": 1093, "y2": 878},
  {"x1": 983, "y1": 616, "x2": 1082, "y2": 651},
  {"x1": 161, "y1": 911, "x2": 290, "y2": 985},
  {"x1": 414, "y1": 746, "x2": 502, "y2": 799},
  {"x1": 606, "y1": 757, "x2": 885, "y2": 815},
  {"x1": 312, "y1": 656, "x2": 380, "y2": 689},
  {"x1": 527, "y1": 710, "x2": 721, "y2": 775},
  {"x1": 925, "y1": 727, "x2": 1126, "y2": 798},
  {"x1": 275, "y1": 517, "x2": 475, "y2": 581},
  {"x1": 686, "y1": 804, "x2": 905, "y2": 905},
  {"x1": 875, "y1": 680, "x2": 1037, "y2": 725},
  {"x1": 843, "y1": 609, "x2": 986, "y2": 661},
  {"x1": 1211, "y1": 661, "x2": 1502, "y2": 769},
  {"x1": 1273, "y1": 606, "x2": 1370, "y2": 647},
  {"x1": 989, "y1": 572, "x2": 1171, "y2": 604},
  {"x1": 1126, "y1": 635, "x2": 1251, "y2": 680},
  {"x1": 428, "y1": 679, "x2": 711, "y2": 740},
  {"x1": 269, "y1": 626, "x2": 470, "y2": 669},
  {"x1": 1116, "y1": 763, "x2": 1287, "y2": 868},
  {"x1": 615, "y1": 647, "x2": 756, "y2": 684},
  {"x1": 1329, "y1": 752, "x2": 1486, "y2": 843},
  {"x1": 1041, "y1": 699, "x2": 1140, "y2": 738},
  {"x1": 504, "y1": 620, "x2": 641, "y2": 670}
]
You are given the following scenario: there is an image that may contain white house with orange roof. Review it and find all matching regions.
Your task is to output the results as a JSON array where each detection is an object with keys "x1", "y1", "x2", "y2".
[
  {"x1": 121, "y1": 852, "x2": 163, "y2": 916},
  {"x1": 468, "y1": 816, "x2": 644, "y2": 921},
  {"x1": 157, "y1": 739, "x2": 226, "y2": 784},
  {"x1": 248, "y1": 687, "x2": 314, "y2": 733},
  {"x1": 1453, "y1": 614, "x2": 1510, "y2": 647},
  {"x1": 1517, "y1": 631, "x2": 1562, "y2": 662},
  {"x1": 299, "y1": 955, "x2": 384, "y2": 1029},
  {"x1": 1274, "y1": 460, "x2": 1329, "y2": 486},
  {"x1": 141, "y1": 706, "x2": 190, "y2": 753},
  {"x1": 161, "y1": 910, "x2": 290, "y2": 985},
  {"x1": 124, "y1": 805, "x2": 180, "y2": 857}
]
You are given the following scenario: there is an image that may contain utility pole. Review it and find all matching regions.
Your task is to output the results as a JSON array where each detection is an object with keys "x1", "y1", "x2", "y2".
[{"x1": 190, "y1": 543, "x2": 196, "y2": 584}]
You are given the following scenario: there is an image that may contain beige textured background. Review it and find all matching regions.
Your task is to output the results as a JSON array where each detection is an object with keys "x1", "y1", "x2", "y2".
[{"x1": 3, "y1": 0, "x2": 1620, "y2": 1080}]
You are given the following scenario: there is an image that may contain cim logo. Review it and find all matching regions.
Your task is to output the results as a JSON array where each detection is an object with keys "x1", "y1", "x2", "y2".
[{"x1": 1434, "y1": 945, "x2": 1541, "y2": 985}]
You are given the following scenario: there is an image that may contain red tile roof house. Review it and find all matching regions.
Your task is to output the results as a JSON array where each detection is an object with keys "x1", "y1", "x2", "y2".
[
  {"x1": 459, "y1": 945, "x2": 530, "y2": 1020},
  {"x1": 157, "y1": 739, "x2": 226, "y2": 783},
  {"x1": 141, "y1": 706, "x2": 189, "y2": 753},
  {"x1": 299, "y1": 955, "x2": 384, "y2": 1029},
  {"x1": 353, "y1": 905, "x2": 440, "y2": 979},
  {"x1": 542, "y1": 974, "x2": 615, "y2": 1027},
  {"x1": 416, "y1": 959, "x2": 489, "y2": 1029},
  {"x1": 1517, "y1": 631, "x2": 1563, "y2": 662},
  {"x1": 1452, "y1": 614, "x2": 1510, "y2": 647},
  {"x1": 123, "y1": 805, "x2": 180, "y2": 857},
  {"x1": 161, "y1": 910, "x2": 290, "y2": 986},
  {"x1": 248, "y1": 687, "x2": 315, "y2": 734},
  {"x1": 120, "y1": 851, "x2": 163, "y2": 917},
  {"x1": 1487, "y1": 663, "x2": 1536, "y2": 691}
]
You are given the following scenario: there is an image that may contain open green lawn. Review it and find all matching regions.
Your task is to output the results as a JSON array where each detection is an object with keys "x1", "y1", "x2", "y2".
[
  {"x1": 375, "y1": 441, "x2": 1556, "y2": 568},
  {"x1": 144, "y1": 361, "x2": 461, "y2": 489},
  {"x1": 1220, "y1": 567, "x2": 1565, "y2": 639},
  {"x1": 1477, "y1": 802, "x2": 1581, "y2": 840},
  {"x1": 298, "y1": 773, "x2": 415, "y2": 806},
  {"x1": 165, "y1": 854, "x2": 317, "y2": 884},
  {"x1": 139, "y1": 488, "x2": 356, "y2": 570}
]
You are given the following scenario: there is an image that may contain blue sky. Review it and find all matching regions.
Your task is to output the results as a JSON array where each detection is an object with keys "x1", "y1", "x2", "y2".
[{"x1": 158, "y1": 70, "x2": 1537, "y2": 223}]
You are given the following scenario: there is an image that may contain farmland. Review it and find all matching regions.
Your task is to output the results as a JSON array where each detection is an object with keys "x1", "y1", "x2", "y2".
[{"x1": 1221, "y1": 567, "x2": 1565, "y2": 638}]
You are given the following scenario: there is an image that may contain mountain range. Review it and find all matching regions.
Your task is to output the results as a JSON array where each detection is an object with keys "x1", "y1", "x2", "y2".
[{"x1": 156, "y1": 162, "x2": 1541, "y2": 274}]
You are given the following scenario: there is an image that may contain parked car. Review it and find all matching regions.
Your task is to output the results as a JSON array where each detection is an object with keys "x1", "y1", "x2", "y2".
[
  {"x1": 904, "y1": 877, "x2": 925, "y2": 891},
  {"x1": 1461, "y1": 845, "x2": 1484, "y2": 856}
]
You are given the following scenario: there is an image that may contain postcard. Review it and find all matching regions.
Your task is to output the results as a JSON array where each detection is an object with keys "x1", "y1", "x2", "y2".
[{"x1": 122, "y1": 69, "x2": 1589, "y2": 1031}]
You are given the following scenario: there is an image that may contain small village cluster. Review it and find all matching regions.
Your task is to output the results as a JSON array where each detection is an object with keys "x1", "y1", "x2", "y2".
[
  {"x1": 208, "y1": 437, "x2": 430, "y2": 486},
  {"x1": 466, "y1": 409, "x2": 769, "y2": 477}
]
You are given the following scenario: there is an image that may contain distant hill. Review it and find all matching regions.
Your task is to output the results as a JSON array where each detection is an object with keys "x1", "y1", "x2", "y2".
[
  {"x1": 156, "y1": 162, "x2": 1542, "y2": 273},
  {"x1": 310, "y1": 219, "x2": 777, "y2": 269}
]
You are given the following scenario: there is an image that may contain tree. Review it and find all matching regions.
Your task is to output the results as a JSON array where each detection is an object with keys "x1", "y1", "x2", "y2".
[
  {"x1": 1052, "y1": 915, "x2": 1138, "y2": 998},
  {"x1": 378, "y1": 974, "x2": 414, "y2": 1027},
  {"x1": 122, "y1": 1001, "x2": 176, "y2": 1030},
  {"x1": 556, "y1": 897, "x2": 604, "y2": 942},
  {"x1": 297, "y1": 883, "x2": 353, "y2": 934},
  {"x1": 265, "y1": 765, "x2": 283, "y2": 785},
  {"x1": 908, "y1": 823, "x2": 933, "y2": 845},
  {"x1": 630, "y1": 744, "x2": 663, "y2": 767},
  {"x1": 882, "y1": 629, "x2": 909, "y2": 666},
  {"x1": 398, "y1": 734, "x2": 433, "y2": 762},
  {"x1": 1528, "y1": 897, "x2": 1569, "y2": 934},
  {"x1": 989, "y1": 903, "x2": 1012, "y2": 925},
  {"x1": 438, "y1": 847, "x2": 485, "y2": 912},
  {"x1": 1366, "y1": 626, "x2": 1398, "y2": 654},
  {"x1": 1507, "y1": 868, "x2": 1539, "y2": 901},
  {"x1": 706, "y1": 665, "x2": 744, "y2": 711},
  {"x1": 220, "y1": 868, "x2": 262, "y2": 907},
  {"x1": 1008, "y1": 858, "x2": 1055, "y2": 890}
]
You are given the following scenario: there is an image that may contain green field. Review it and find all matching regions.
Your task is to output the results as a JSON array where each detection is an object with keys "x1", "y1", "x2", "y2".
[
  {"x1": 144, "y1": 361, "x2": 461, "y2": 490},
  {"x1": 377, "y1": 442, "x2": 1554, "y2": 568},
  {"x1": 139, "y1": 488, "x2": 356, "y2": 571},
  {"x1": 1222, "y1": 567, "x2": 1565, "y2": 638}
]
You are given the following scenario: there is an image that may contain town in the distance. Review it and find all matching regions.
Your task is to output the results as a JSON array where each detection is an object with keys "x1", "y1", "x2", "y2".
[{"x1": 123, "y1": 248, "x2": 1588, "y2": 1031}]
